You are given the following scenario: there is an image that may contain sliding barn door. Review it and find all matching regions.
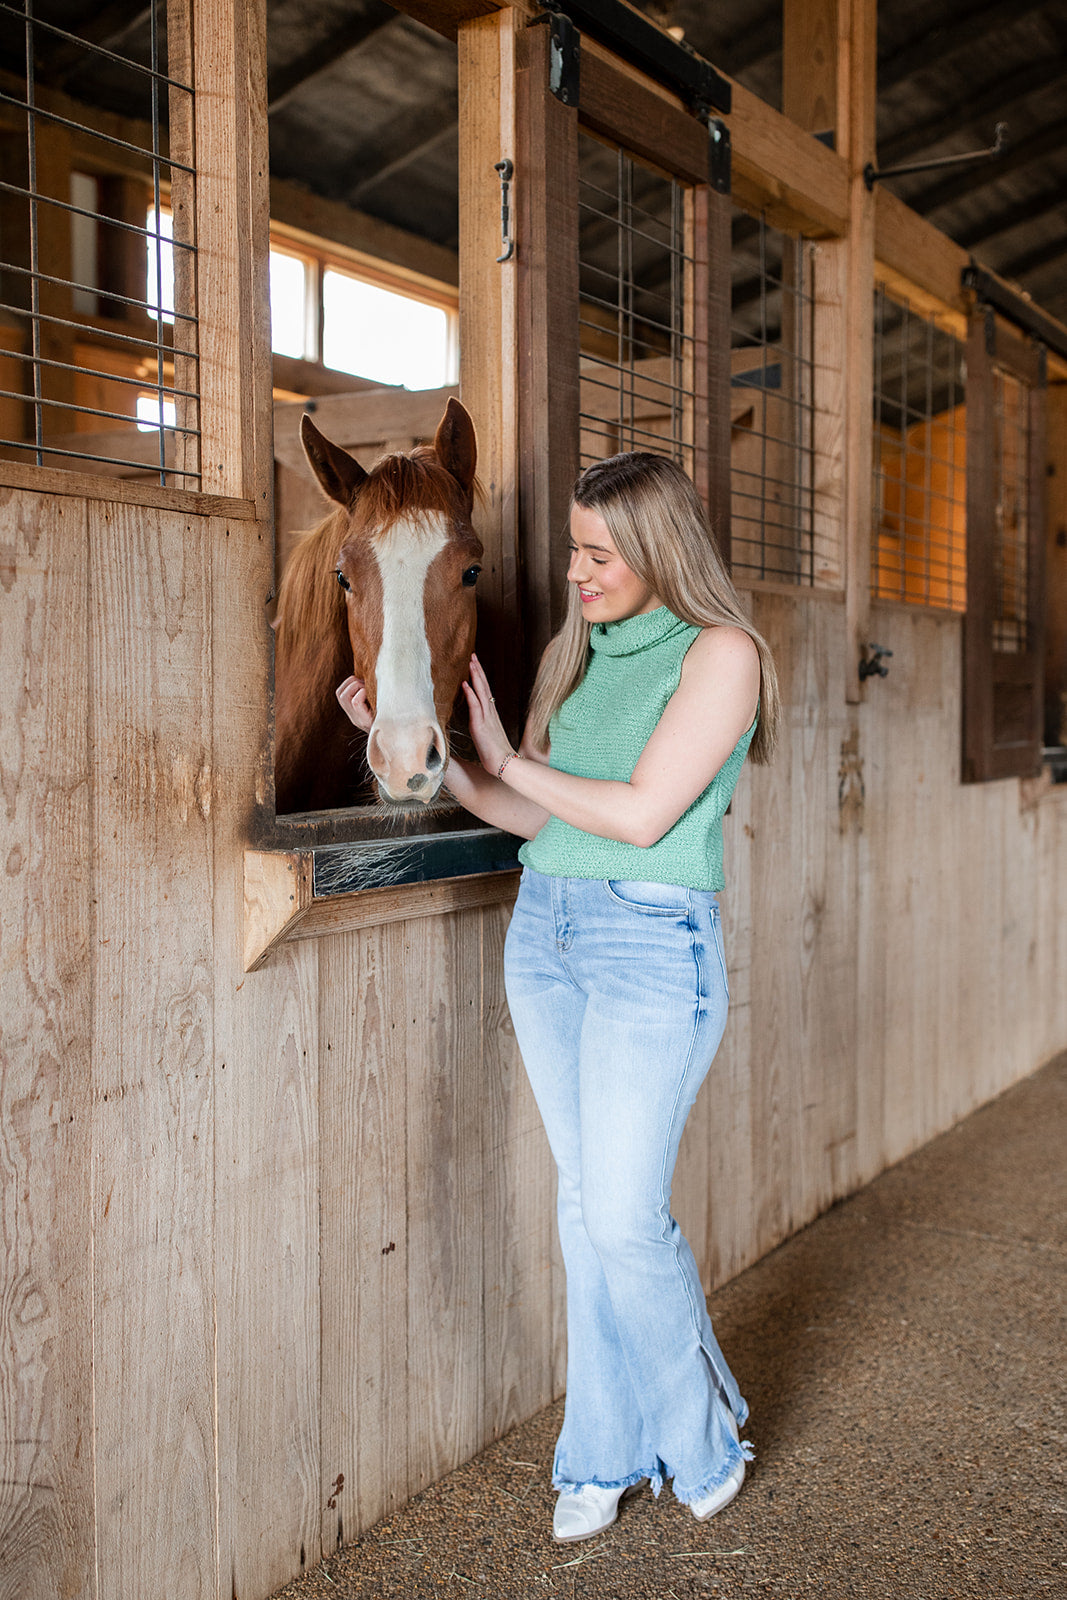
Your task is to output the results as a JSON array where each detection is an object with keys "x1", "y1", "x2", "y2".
[
  {"x1": 515, "y1": 26, "x2": 731, "y2": 668},
  {"x1": 963, "y1": 308, "x2": 1048, "y2": 782}
]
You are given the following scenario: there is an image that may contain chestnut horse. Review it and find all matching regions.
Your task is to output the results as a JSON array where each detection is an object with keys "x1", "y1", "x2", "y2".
[{"x1": 274, "y1": 398, "x2": 482, "y2": 813}]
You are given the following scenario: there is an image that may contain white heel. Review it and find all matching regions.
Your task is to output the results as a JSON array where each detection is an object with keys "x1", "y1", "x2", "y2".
[
  {"x1": 552, "y1": 1482, "x2": 635, "y2": 1543},
  {"x1": 690, "y1": 1410, "x2": 745, "y2": 1522}
]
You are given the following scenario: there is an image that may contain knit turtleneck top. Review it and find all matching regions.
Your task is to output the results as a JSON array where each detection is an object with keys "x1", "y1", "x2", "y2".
[{"x1": 518, "y1": 606, "x2": 755, "y2": 892}]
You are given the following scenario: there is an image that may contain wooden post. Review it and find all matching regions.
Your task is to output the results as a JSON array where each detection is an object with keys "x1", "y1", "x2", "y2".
[
  {"x1": 191, "y1": 0, "x2": 273, "y2": 508},
  {"x1": 458, "y1": 9, "x2": 522, "y2": 736},
  {"x1": 1046, "y1": 382, "x2": 1067, "y2": 745},
  {"x1": 690, "y1": 179, "x2": 732, "y2": 563},
  {"x1": 515, "y1": 19, "x2": 580, "y2": 675},
  {"x1": 840, "y1": 0, "x2": 877, "y2": 701}
]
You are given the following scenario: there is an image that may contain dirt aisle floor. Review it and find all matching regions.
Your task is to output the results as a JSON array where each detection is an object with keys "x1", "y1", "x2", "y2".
[{"x1": 271, "y1": 1054, "x2": 1066, "y2": 1600}]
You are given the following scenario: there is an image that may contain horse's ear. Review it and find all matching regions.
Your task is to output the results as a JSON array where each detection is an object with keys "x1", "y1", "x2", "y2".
[
  {"x1": 433, "y1": 397, "x2": 477, "y2": 497},
  {"x1": 300, "y1": 414, "x2": 369, "y2": 507}
]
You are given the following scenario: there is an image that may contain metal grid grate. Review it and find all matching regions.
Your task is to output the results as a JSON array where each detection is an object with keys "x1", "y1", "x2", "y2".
[
  {"x1": 871, "y1": 287, "x2": 966, "y2": 611},
  {"x1": 729, "y1": 209, "x2": 818, "y2": 585},
  {"x1": 577, "y1": 131, "x2": 694, "y2": 476},
  {"x1": 991, "y1": 364, "x2": 1030, "y2": 653},
  {"x1": 0, "y1": 0, "x2": 199, "y2": 487}
]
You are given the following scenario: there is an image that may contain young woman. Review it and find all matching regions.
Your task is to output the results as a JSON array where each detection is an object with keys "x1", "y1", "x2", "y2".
[{"x1": 338, "y1": 451, "x2": 779, "y2": 1543}]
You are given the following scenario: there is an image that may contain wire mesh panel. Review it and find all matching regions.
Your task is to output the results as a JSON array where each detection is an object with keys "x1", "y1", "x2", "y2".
[
  {"x1": 0, "y1": 0, "x2": 199, "y2": 487},
  {"x1": 577, "y1": 131, "x2": 694, "y2": 475},
  {"x1": 729, "y1": 209, "x2": 817, "y2": 585},
  {"x1": 871, "y1": 287, "x2": 966, "y2": 610},
  {"x1": 991, "y1": 364, "x2": 1031, "y2": 653}
]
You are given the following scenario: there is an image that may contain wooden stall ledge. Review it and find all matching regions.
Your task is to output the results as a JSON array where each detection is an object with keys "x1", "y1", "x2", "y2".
[{"x1": 244, "y1": 838, "x2": 521, "y2": 970}]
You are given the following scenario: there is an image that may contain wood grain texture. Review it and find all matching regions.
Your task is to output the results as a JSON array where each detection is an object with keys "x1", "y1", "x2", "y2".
[
  {"x1": 88, "y1": 498, "x2": 217, "y2": 1598},
  {"x1": 403, "y1": 910, "x2": 487, "y2": 1491},
  {"x1": 319, "y1": 927, "x2": 409, "y2": 1545},
  {"x1": 213, "y1": 486, "x2": 322, "y2": 1600},
  {"x1": 0, "y1": 489, "x2": 94, "y2": 1600},
  {"x1": 479, "y1": 899, "x2": 556, "y2": 1437},
  {"x1": 516, "y1": 22, "x2": 580, "y2": 669},
  {"x1": 458, "y1": 9, "x2": 522, "y2": 734}
]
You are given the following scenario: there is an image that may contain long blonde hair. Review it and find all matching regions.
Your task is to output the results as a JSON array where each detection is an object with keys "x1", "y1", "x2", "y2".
[{"x1": 526, "y1": 452, "x2": 780, "y2": 764}]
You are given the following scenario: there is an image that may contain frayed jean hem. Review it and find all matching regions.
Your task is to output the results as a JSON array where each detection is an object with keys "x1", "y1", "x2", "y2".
[
  {"x1": 552, "y1": 1465, "x2": 666, "y2": 1499},
  {"x1": 671, "y1": 1437, "x2": 755, "y2": 1507}
]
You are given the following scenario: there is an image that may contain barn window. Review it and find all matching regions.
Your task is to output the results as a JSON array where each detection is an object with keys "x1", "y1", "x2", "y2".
[
  {"x1": 962, "y1": 307, "x2": 1047, "y2": 782},
  {"x1": 871, "y1": 286, "x2": 966, "y2": 612},
  {"x1": 729, "y1": 210, "x2": 819, "y2": 587},
  {"x1": 0, "y1": 0, "x2": 200, "y2": 487}
]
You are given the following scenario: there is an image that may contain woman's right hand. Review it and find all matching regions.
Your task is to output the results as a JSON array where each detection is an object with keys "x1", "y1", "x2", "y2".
[{"x1": 336, "y1": 675, "x2": 373, "y2": 731}]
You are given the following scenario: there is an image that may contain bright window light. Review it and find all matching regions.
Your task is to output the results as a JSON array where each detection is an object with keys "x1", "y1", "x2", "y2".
[
  {"x1": 270, "y1": 250, "x2": 309, "y2": 359},
  {"x1": 322, "y1": 270, "x2": 451, "y2": 390},
  {"x1": 146, "y1": 207, "x2": 174, "y2": 324},
  {"x1": 136, "y1": 393, "x2": 176, "y2": 431}
]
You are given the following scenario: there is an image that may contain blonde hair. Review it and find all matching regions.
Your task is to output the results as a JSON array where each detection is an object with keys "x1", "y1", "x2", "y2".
[{"x1": 526, "y1": 452, "x2": 780, "y2": 765}]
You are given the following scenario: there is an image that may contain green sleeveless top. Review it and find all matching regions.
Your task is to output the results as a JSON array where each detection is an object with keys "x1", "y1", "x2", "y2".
[{"x1": 518, "y1": 606, "x2": 756, "y2": 892}]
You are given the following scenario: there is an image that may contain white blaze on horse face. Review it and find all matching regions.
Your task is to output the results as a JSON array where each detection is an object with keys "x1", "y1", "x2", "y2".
[{"x1": 368, "y1": 512, "x2": 450, "y2": 801}]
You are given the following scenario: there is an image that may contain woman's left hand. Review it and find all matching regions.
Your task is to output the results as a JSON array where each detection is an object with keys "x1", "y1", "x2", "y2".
[{"x1": 462, "y1": 654, "x2": 514, "y2": 777}]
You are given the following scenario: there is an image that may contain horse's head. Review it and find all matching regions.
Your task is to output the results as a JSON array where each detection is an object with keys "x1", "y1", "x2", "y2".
[{"x1": 300, "y1": 399, "x2": 482, "y2": 807}]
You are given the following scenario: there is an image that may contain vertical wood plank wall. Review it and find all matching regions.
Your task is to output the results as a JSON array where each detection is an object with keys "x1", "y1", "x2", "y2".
[{"x1": 2, "y1": 480, "x2": 1066, "y2": 1600}]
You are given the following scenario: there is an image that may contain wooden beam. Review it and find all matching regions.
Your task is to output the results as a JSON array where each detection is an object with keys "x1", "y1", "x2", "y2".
[
  {"x1": 269, "y1": 177, "x2": 459, "y2": 291},
  {"x1": 458, "y1": 9, "x2": 522, "y2": 735},
  {"x1": 874, "y1": 185, "x2": 969, "y2": 321},
  {"x1": 267, "y1": 3, "x2": 397, "y2": 110},
  {"x1": 350, "y1": 119, "x2": 459, "y2": 207},
  {"x1": 377, "y1": 0, "x2": 501, "y2": 44},
  {"x1": 729, "y1": 71, "x2": 848, "y2": 237},
  {"x1": 878, "y1": 0, "x2": 1047, "y2": 92}
]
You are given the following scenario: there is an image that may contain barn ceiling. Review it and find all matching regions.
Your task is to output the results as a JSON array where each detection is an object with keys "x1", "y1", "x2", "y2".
[
  {"x1": 6, "y1": 0, "x2": 1066, "y2": 329},
  {"x1": 265, "y1": 0, "x2": 1067, "y2": 332}
]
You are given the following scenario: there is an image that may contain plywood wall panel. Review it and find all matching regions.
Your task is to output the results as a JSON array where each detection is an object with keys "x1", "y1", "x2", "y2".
[
  {"x1": 319, "y1": 925, "x2": 409, "y2": 1547},
  {"x1": 87, "y1": 501, "x2": 216, "y2": 1599},
  {"x1": 210, "y1": 502, "x2": 323, "y2": 1598},
  {"x1": 402, "y1": 911, "x2": 486, "y2": 1492},
  {"x1": 0, "y1": 491, "x2": 94, "y2": 1600},
  {"x1": 480, "y1": 900, "x2": 558, "y2": 1437}
]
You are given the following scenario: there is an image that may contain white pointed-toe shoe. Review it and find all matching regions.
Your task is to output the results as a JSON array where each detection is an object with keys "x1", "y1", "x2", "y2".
[
  {"x1": 690, "y1": 1411, "x2": 745, "y2": 1522},
  {"x1": 552, "y1": 1482, "x2": 637, "y2": 1543}
]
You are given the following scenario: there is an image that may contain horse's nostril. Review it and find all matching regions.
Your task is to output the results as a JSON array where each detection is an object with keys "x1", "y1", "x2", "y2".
[
  {"x1": 407, "y1": 773, "x2": 428, "y2": 792},
  {"x1": 426, "y1": 743, "x2": 443, "y2": 772}
]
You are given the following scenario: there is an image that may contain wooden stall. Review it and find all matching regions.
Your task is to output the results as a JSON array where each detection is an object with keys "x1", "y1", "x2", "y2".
[{"x1": 2, "y1": 2, "x2": 1066, "y2": 1598}]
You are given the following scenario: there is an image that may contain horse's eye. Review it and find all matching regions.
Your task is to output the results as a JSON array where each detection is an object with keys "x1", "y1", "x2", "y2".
[
  {"x1": 461, "y1": 565, "x2": 481, "y2": 588},
  {"x1": 336, "y1": 569, "x2": 351, "y2": 592}
]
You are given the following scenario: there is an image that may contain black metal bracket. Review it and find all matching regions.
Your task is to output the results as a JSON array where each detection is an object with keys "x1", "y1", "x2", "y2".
[
  {"x1": 864, "y1": 123, "x2": 1008, "y2": 192},
  {"x1": 536, "y1": 0, "x2": 729, "y2": 118},
  {"x1": 537, "y1": 9, "x2": 580, "y2": 106},
  {"x1": 859, "y1": 643, "x2": 893, "y2": 683},
  {"x1": 963, "y1": 259, "x2": 1066, "y2": 367},
  {"x1": 708, "y1": 118, "x2": 730, "y2": 195},
  {"x1": 494, "y1": 158, "x2": 514, "y2": 262}
]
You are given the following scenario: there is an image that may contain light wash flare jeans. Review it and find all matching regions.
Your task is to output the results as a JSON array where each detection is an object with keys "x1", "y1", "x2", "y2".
[{"x1": 504, "y1": 868, "x2": 753, "y2": 1506}]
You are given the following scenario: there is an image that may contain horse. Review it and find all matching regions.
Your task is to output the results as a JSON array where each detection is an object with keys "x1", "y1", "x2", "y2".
[{"x1": 273, "y1": 398, "x2": 483, "y2": 814}]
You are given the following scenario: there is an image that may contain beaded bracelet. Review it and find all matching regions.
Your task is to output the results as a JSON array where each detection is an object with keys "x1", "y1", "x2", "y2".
[{"x1": 497, "y1": 751, "x2": 523, "y2": 779}]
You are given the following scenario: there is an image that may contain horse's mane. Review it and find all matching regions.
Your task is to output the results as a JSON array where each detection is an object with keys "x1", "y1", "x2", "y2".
[{"x1": 349, "y1": 444, "x2": 477, "y2": 535}]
